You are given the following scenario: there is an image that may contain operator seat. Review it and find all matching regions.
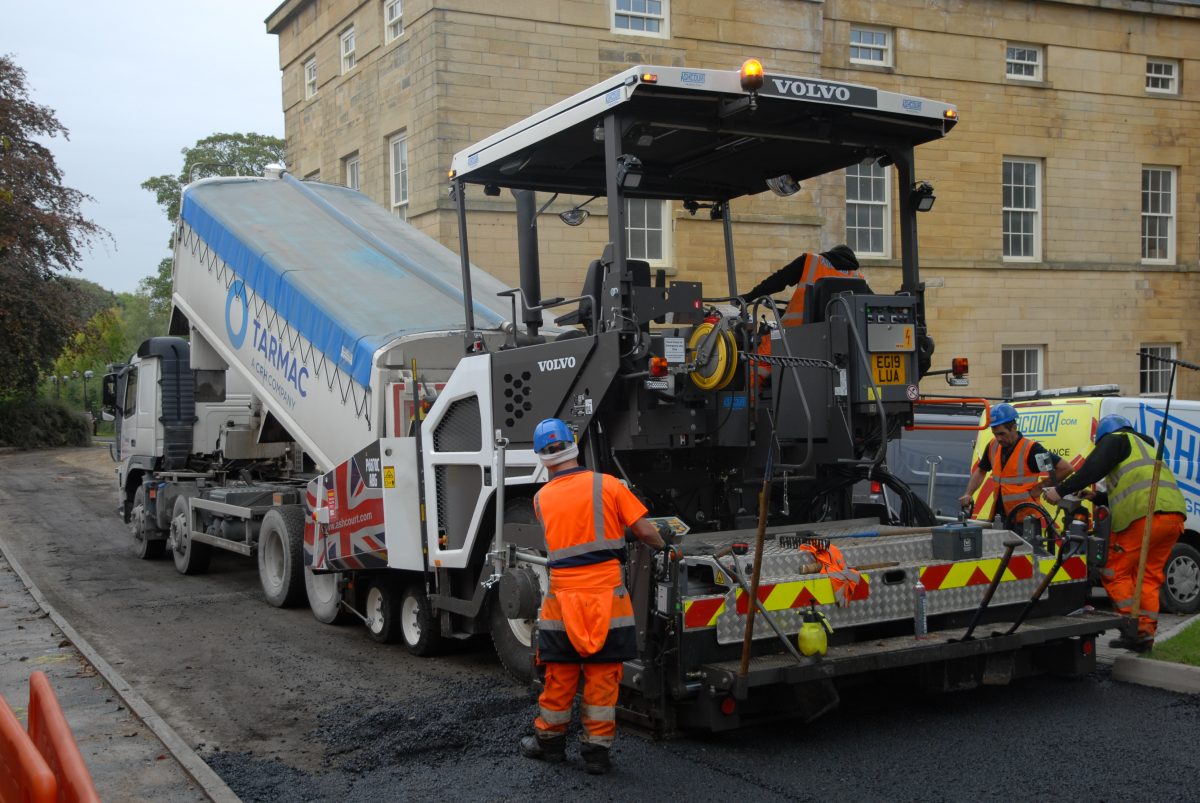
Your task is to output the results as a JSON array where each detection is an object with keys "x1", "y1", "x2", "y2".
[
  {"x1": 555, "y1": 258, "x2": 650, "y2": 336},
  {"x1": 803, "y1": 276, "x2": 873, "y2": 324}
]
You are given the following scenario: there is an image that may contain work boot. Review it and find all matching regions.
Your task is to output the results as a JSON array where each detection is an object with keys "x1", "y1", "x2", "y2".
[
  {"x1": 1108, "y1": 634, "x2": 1154, "y2": 653},
  {"x1": 519, "y1": 734, "x2": 566, "y2": 763},
  {"x1": 580, "y1": 743, "x2": 611, "y2": 775}
]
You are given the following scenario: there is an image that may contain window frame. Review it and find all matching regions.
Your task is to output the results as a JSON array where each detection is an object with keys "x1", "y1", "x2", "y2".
[
  {"x1": 1141, "y1": 165, "x2": 1176, "y2": 264},
  {"x1": 1005, "y1": 43, "x2": 1043, "y2": 82},
  {"x1": 1145, "y1": 59, "x2": 1179, "y2": 95},
  {"x1": 1002, "y1": 157, "x2": 1041, "y2": 262},
  {"x1": 389, "y1": 133, "x2": 409, "y2": 219},
  {"x1": 340, "y1": 27, "x2": 357, "y2": 74},
  {"x1": 624, "y1": 198, "x2": 673, "y2": 270},
  {"x1": 1001, "y1": 345, "x2": 1043, "y2": 398},
  {"x1": 849, "y1": 25, "x2": 893, "y2": 68},
  {"x1": 344, "y1": 154, "x2": 360, "y2": 191},
  {"x1": 845, "y1": 162, "x2": 891, "y2": 258},
  {"x1": 1139, "y1": 343, "x2": 1177, "y2": 396},
  {"x1": 384, "y1": 0, "x2": 404, "y2": 43},
  {"x1": 303, "y1": 56, "x2": 318, "y2": 99},
  {"x1": 610, "y1": 0, "x2": 669, "y2": 39},
  {"x1": 122, "y1": 368, "x2": 138, "y2": 420}
]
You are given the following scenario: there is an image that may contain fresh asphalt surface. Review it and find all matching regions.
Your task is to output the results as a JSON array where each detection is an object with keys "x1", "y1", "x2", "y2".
[{"x1": 0, "y1": 447, "x2": 1197, "y2": 802}]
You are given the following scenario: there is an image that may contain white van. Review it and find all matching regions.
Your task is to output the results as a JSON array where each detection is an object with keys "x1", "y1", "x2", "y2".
[{"x1": 968, "y1": 391, "x2": 1200, "y2": 614}]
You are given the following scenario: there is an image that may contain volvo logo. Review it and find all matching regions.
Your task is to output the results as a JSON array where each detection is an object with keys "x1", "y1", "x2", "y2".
[
  {"x1": 769, "y1": 79, "x2": 852, "y2": 102},
  {"x1": 537, "y1": 357, "x2": 577, "y2": 372}
]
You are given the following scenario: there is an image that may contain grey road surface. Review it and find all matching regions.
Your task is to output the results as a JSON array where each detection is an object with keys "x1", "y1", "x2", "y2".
[{"x1": 0, "y1": 447, "x2": 1196, "y2": 802}]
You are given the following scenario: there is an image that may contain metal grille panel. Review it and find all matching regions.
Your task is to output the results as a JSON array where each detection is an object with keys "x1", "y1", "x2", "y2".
[{"x1": 433, "y1": 396, "x2": 482, "y2": 452}]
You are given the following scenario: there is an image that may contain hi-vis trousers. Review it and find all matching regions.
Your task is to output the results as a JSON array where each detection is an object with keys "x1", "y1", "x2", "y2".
[
  {"x1": 1102, "y1": 513, "x2": 1184, "y2": 638},
  {"x1": 533, "y1": 662, "x2": 622, "y2": 747}
]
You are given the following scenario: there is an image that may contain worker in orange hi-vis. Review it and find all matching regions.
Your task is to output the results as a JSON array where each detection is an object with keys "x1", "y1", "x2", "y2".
[
  {"x1": 743, "y1": 245, "x2": 865, "y2": 389},
  {"x1": 1044, "y1": 414, "x2": 1186, "y2": 652},
  {"x1": 519, "y1": 418, "x2": 667, "y2": 775},
  {"x1": 741, "y1": 244, "x2": 864, "y2": 328}
]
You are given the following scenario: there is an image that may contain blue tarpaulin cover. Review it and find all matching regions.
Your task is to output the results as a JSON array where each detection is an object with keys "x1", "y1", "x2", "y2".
[{"x1": 180, "y1": 176, "x2": 514, "y2": 387}]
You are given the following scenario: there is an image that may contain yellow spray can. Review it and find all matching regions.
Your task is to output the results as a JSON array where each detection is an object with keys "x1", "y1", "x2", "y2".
[{"x1": 798, "y1": 602, "x2": 834, "y2": 657}]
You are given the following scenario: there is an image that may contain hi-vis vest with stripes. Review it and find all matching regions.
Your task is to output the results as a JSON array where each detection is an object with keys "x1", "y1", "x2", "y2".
[
  {"x1": 779, "y1": 254, "x2": 865, "y2": 328},
  {"x1": 1105, "y1": 432, "x2": 1186, "y2": 533},
  {"x1": 989, "y1": 437, "x2": 1041, "y2": 514},
  {"x1": 533, "y1": 470, "x2": 627, "y2": 569}
]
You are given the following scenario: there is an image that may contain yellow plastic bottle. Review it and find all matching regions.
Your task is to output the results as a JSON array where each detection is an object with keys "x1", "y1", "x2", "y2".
[{"x1": 798, "y1": 603, "x2": 833, "y2": 657}]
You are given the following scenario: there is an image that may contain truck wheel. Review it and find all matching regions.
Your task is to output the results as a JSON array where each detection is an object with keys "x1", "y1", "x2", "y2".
[
  {"x1": 130, "y1": 485, "x2": 165, "y2": 560},
  {"x1": 395, "y1": 582, "x2": 444, "y2": 655},
  {"x1": 258, "y1": 508, "x2": 306, "y2": 608},
  {"x1": 490, "y1": 587, "x2": 539, "y2": 684},
  {"x1": 1161, "y1": 541, "x2": 1200, "y2": 614},
  {"x1": 306, "y1": 567, "x2": 351, "y2": 624},
  {"x1": 170, "y1": 495, "x2": 210, "y2": 575},
  {"x1": 489, "y1": 499, "x2": 544, "y2": 683},
  {"x1": 361, "y1": 576, "x2": 401, "y2": 644}
]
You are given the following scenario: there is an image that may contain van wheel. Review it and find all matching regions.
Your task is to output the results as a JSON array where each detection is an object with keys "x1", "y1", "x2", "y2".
[
  {"x1": 1161, "y1": 541, "x2": 1200, "y2": 614},
  {"x1": 130, "y1": 485, "x2": 165, "y2": 560},
  {"x1": 171, "y1": 495, "x2": 210, "y2": 575},
  {"x1": 258, "y1": 508, "x2": 306, "y2": 608}
]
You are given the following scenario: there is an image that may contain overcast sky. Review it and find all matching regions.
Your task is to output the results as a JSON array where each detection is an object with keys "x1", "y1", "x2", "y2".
[{"x1": 3, "y1": 0, "x2": 284, "y2": 293}]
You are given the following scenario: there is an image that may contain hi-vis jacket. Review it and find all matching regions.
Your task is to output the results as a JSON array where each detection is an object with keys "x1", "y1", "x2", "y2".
[
  {"x1": 779, "y1": 253, "x2": 866, "y2": 328},
  {"x1": 988, "y1": 437, "x2": 1042, "y2": 520},
  {"x1": 533, "y1": 468, "x2": 647, "y2": 663},
  {"x1": 1106, "y1": 432, "x2": 1186, "y2": 533}
]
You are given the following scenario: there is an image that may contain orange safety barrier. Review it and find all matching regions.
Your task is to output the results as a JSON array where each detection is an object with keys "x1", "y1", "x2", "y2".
[
  {"x1": 0, "y1": 692, "x2": 57, "y2": 803},
  {"x1": 906, "y1": 397, "x2": 991, "y2": 431},
  {"x1": 27, "y1": 672, "x2": 100, "y2": 803}
]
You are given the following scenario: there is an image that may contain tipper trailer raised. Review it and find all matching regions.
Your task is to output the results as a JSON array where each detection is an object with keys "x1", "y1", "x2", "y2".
[{"x1": 106, "y1": 61, "x2": 1118, "y2": 733}]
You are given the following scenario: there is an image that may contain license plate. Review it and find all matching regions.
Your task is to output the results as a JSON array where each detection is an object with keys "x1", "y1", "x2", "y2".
[{"x1": 872, "y1": 353, "x2": 906, "y2": 385}]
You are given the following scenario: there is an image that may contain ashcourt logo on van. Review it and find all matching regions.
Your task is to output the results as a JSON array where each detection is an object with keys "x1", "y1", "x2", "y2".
[
  {"x1": 537, "y1": 356, "x2": 576, "y2": 372},
  {"x1": 1018, "y1": 410, "x2": 1062, "y2": 438}
]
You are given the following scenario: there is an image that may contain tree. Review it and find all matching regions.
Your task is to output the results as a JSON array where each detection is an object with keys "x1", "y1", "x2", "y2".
[
  {"x1": 0, "y1": 54, "x2": 107, "y2": 396},
  {"x1": 141, "y1": 132, "x2": 286, "y2": 225}
]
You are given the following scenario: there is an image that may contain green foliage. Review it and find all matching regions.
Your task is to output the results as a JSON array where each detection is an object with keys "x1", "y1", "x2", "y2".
[
  {"x1": 0, "y1": 398, "x2": 91, "y2": 449},
  {"x1": 141, "y1": 132, "x2": 287, "y2": 226},
  {"x1": 0, "y1": 54, "x2": 108, "y2": 396}
]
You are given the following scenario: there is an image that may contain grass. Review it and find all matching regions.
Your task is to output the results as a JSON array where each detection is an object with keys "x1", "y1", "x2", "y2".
[{"x1": 1148, "y1": 616, "x2": 1200, "y2": 667}]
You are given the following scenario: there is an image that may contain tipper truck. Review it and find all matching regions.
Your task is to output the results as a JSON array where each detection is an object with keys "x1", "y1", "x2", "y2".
[{"x1": 106, "y1": 60, "x2": 1118, "y2": 733}]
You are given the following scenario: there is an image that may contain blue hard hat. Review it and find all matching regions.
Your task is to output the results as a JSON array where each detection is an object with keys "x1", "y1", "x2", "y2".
[
  {"x1": 533, "y1": 418, "x2": 574, "y2": 454},
  {"x1": 1095, "y1": 414, "x2": 1133, "y2": 443},
  {"x1": 989, "y1": 403, "x2": 1018, "y2": 428}
]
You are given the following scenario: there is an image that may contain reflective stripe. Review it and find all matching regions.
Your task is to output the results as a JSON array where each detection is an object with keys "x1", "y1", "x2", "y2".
[
  {"x1": 581, "y1": 704, "x2": 615, "y2": 721},
  {"x1": 593, "y1": 471, "x2": 605, "y2": 541},
  {"x1": 580, "y1": 733, "x2": 615, "y2": 747},
  {"x1": 1109, "y1": 476, "x2": 1181, "y2": 509},
  {"x1": 1099, "y1": 568, "x2": 1115, "y2": 578},
  {"x1": 1114, "y1": 596, "x2": 1136, "y2": 609},
  {"x1": 1143, "y1": 611, "x2": 1159, "y2": 621},
  {"x1": 538, "y1": 618, "x2": 567, "y2": 632},
  {"x1": 544, "y1": 472, "x2": 625, "y2": 565},
  {"x1": 609, "y1": 615, "x2": 636, "y2": 628},
  {"x1": 539, "y1": 706, "x2": 572, "y2": 725}
]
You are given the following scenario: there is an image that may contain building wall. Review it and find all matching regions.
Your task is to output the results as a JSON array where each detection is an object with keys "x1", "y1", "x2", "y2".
[{"x1": 268, "y1": 0, "x2": 1200, "y2": 399}]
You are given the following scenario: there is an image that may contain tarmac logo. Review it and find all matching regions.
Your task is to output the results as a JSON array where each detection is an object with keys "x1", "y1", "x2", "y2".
[
  {"x1": 537, "y1": 356, "x2": 576, "y2": 372},
  {"x1": 1018, "y1": 410, "x2": 1061, "y2": 438}
]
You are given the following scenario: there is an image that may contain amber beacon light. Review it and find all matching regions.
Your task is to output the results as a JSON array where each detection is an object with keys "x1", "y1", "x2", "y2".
[{"x1": 740, "y1": 58, "x2": 764, "y2": 92}]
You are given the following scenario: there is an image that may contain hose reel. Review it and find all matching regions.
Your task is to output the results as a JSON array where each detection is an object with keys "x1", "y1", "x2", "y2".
[{"x1": 687, "y1": 319, "x2": 739, "y2": 391}]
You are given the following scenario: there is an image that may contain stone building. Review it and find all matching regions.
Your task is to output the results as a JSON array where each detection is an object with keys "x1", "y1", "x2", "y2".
[{"x1": 266, "y1": 0, "x2": 1199, "y2": 398}]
